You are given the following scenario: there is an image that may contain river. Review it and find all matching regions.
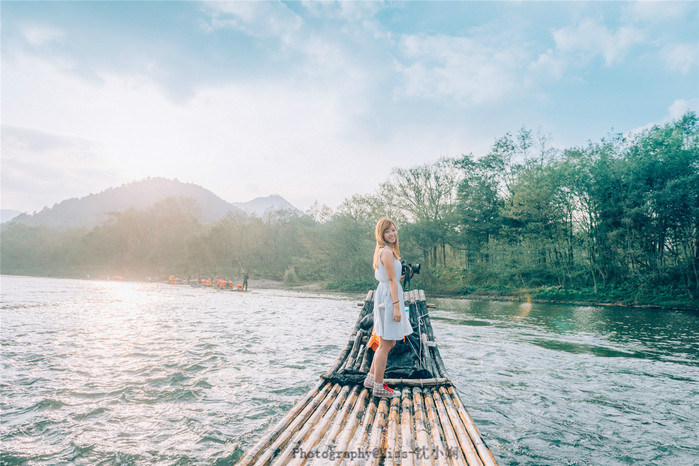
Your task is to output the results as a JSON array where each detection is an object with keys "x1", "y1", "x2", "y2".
[{"x1": 1, "y1": 275, "x2": 697, "y2": 465}]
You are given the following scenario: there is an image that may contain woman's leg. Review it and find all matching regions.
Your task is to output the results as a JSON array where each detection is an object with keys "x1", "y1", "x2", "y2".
[{"x1": 373, "y1": 337, "x2": 395, "y2": 384}]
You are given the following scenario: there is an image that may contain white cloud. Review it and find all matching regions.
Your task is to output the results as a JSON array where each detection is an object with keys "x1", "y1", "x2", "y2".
[
  {"x1": 552, "y1": 18, "x2": 645, "y2": 66},
  {"x1": 2, "y1": 48, "x2": 477, "y2": 213},
  {"x1": 19, "y1": 23, "x2": 65, "y2": 46},
  {"x1": 528, "y1": 48, "x2": 565, "y2": 80},
  {"x1": 1, "y1": 126, "x2": 120, "y2": 212},
  {"x1": 624, "y1": 1, "x2": 692, "y2": 22},
  {"x1": 202, "y1": 0, "x2": 301, "y2": 44},
  {"x1": 628, "y1": 98, "x2": 699, "y2": 136},
  {"x1": 662, "y1": 43, "x2": 699, "y2": 75},
  {"x1": 395, "y1": 34, "x2": 528, "y2": 104},
  {"x1": 668, "y1": 98, "x2": 699, "y2": 119}
]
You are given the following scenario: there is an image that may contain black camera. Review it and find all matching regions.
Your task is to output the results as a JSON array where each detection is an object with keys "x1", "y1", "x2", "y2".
[{"x1": 401, "y1": 260, "x2": 421, "y2": 290}]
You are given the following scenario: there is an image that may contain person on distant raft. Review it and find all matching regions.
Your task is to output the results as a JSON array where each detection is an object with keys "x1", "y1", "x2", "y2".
[
  {"x1": 364, "y1": 217, "x2": 413, "y2": 398},
  {"x1": 242, "y1": 271, "x2": 249, "y2": 291}
]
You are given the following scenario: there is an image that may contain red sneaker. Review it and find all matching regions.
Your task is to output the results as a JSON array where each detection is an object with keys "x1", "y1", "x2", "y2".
[{"x1": 373, "y1": 382, "x2": 400, "y2": 398}]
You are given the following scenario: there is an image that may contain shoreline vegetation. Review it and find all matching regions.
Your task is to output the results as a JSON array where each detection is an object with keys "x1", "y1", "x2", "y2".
[{"x1": 2, "y1": 114, "x2": 698, "y2": 312}]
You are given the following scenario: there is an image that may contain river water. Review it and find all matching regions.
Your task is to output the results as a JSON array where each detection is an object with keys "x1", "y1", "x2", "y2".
[{"x1": 1, "y1": 275, "x2": 697, "y2": 465}]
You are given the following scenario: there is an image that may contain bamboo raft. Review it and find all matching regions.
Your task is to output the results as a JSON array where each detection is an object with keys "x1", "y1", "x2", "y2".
[{"x1": 237, "y1": 289, "x2": 498, "y2": 466}]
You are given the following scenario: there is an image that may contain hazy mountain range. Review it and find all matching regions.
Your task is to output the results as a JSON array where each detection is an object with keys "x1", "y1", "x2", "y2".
[{"x1": 3, "y1": 178, "x2": 301, "y2": 229}]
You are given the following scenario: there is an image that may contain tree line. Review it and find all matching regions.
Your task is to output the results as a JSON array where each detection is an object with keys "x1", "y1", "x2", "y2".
[{"x1": 2, "y1": 113, "x2": 697, "y2": 307}]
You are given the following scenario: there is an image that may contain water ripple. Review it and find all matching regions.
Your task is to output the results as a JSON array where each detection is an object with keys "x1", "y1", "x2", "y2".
[{"x1": 1, "y1": 276, "x2": 698, "y2": 464}]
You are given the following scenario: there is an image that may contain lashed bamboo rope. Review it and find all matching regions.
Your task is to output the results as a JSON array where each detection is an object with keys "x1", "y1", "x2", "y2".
[
  {"x1": 346, "y1": 396, "x2": 378, "y2": 465},
  {"x1": 400, "y1": 388, "x2": 415, "y2": 466},
  {"x1": 423, "y1": 389, "x2": 450, "y2": 466},
  {"x1": 290, "y1": 385, "x2": 352, "y2": 466},
  {"x1": 365, "y1": 398, "x2": 389, "y2": 466},
  {"x1": 384, "y1": 395, "x2": 401, "y2": 466},
  {"x1": 252, "y1": 382, "x2": 334, "y2": 465},
  {"x1": 411, "y1": 387, "x2": 434, "y2": 466},
  {"x1": 446, "y1": 387, "x2": 498, "y2": 466},
  {"x1": 236, "y1": 380, "x2": 326, "y2": 465},
  {"x1": 432, "y1": 388, "x2": 468, "y2": 466},
  {"x1": 271, "y1": 383, "x2": 342, "y2": 466},
  {"x1": 331, "y1": 388, "x2": 370, "y2": 465},
  {"x1": 437, "y1": 387, "x2": 482, "y2": 466}
]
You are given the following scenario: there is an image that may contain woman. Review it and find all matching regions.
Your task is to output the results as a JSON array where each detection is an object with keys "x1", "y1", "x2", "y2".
[{"x1": 364, "y1": 218, "x2": 413, "y2": 398}]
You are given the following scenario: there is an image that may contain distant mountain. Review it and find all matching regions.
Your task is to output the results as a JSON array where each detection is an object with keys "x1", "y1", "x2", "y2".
[
  {"x1": 6, "y1": 178, "x2": 302, "y2": 230},
  {"x1": 233, "y1": 194, "x2": 302, "y2": 217},
  {"x1": 7, "y1": 178, "x2": 248, "y2": 229},
  {"x1": 1, "y1": 209, "x2": 22, "y2": 224}
]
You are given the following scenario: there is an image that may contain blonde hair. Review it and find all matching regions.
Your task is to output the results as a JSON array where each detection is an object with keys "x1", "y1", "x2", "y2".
[{"x1": 373, "y1": 217, "x2": 401, "y2": 269}]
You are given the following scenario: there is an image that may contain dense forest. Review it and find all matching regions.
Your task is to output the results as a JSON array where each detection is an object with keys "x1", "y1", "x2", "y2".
[{"x1": 2, "y1": 113, "x2": 698, "y2": 308}]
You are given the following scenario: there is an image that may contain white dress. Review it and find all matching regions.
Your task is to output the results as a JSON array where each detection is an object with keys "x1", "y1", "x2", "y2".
[{"x1": 374, "y1": 246, "x2": 413, "y2": 340}]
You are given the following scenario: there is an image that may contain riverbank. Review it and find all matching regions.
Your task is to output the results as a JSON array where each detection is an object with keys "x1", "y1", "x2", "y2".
[{"x1": 312, "y1": 279, "x2": 699, "y2": 312}]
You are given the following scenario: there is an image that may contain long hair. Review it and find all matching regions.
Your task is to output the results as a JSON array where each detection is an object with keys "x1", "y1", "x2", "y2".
[{"x1": 373, "y1": 217, "x2": 401, "y2": 269}]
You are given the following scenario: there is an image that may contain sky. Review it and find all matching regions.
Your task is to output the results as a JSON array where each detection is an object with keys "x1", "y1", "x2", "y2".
[{"x1": 2, "y1": 1, "x2": 698, "y2": 215}]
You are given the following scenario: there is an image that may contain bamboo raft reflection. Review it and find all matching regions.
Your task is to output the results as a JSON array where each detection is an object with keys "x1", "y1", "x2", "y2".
[{"x1": 237, "y1": 290, "x2": 498, "y2": 465}]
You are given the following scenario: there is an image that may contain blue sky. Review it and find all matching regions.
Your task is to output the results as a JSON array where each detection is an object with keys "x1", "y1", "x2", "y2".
[{"x1": 2, "y1": 1, "x2": 698, "y2": 214}]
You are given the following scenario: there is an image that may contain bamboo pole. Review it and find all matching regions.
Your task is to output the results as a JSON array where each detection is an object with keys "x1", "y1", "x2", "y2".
[
  {"x1": 384, "y1": 395, "x2": 401, "y2": 466},
  {"x1": 351, "y1": 341, "x2": 367, "y2": 372},
  {"x1": 359, "y1": 341, "x2": 374, "y2": 373},
  {"x1": 270, "y1": 383, "x2": 342, "y2": 466},
  {"x1": 365, "y1": 398, "x2": 389, "y2": 466},
  {"x1": 421, "y1": 335, "x2": 438, "y2": 378},
  {"x1": 252, "y1": 382, "x2": 333, "y2": 465},
  {"x1": 382, "y1": 377, "x2": 450, "y2": 387},
  {"x1": 331, "y1": 388, "x2": 370, "y2": 465},
  {"x1": 344, "y1": 329, "x2": 365, "y2": 370},
  {"x1": 423, "y1": 389, "x2": 450, "y2": 466},
  {"x1": 400, "y1": 388, "x2": 415, "y2": 466},
  {"x1": 432, "y1": 388, "x2": 468, "y2": 466},
  {"x1": 290, "y1": 384, "x2": 352, "y2": 466},
  {"x1": 447, "y1": 387, "x2": 498, "y2": 466},
  {"x1": 411, "y1": 388, "x2": 434, "y2": 466},
  {"x1": 346, "y1": 396, "x2": 378, "y2": 466},
  {"x1": 313, "y1": 385, "x2": 360, "y2": 462},
  {"x1": 437, "y1": 387, "x2": 482, "y2": 466},
  {"x1": 236, "y1": 380, "x2": 326, "y2": 465},
  {"x1": 417, "y1": 296, "x2": 449, "y2": 379},
  {"x1": 325, "y1": 292, "x2": 373, "y2": 378}
]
